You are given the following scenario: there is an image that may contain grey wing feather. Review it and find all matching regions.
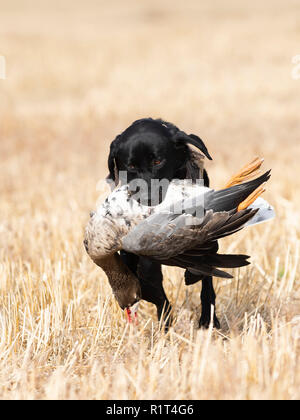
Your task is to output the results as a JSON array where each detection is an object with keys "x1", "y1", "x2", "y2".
[
  {"x1": 178, "y1": 170, "x2": 271, "y2": 215},
  {"x1": 122, "y1": 170, "x2": 271, "y2": 279},
  {"x1": 122, "y1": 208, "x2": 256, "y2": 260},
  {"x1": 122, "y1": 211, "x2": 202, "y2": 258}
]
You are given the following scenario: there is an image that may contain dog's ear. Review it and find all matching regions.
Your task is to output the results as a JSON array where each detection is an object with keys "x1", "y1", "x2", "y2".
[
  {"x1": 173, "y1": 131, "x2": 213, "y2": 161},
  {"x1": 156, "y1": 119, "x2": 212, "y2": 161},
  {"x1": 106, "y1": 135, "x2": 120, "y2": 189}
]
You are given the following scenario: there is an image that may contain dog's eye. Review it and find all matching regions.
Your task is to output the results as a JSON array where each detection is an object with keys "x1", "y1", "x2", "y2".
[{"x1": 153, "y1": 160, "x2": 162, "y2": 166}]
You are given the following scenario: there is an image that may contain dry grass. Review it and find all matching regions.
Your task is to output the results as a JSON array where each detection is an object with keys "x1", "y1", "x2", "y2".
[{"x1": 0, "y1": 0, "x2": 299, "y2": 400}]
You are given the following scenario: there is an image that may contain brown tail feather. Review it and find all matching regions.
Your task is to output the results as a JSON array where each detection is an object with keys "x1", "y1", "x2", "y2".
[{"x1": 224, "y1": 157, "x2": 265, "y2": 188}]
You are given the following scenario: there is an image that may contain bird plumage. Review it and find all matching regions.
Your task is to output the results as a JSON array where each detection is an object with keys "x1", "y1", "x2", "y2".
[{"x1": 84, "y1": 170, "x2": 274, "y2": 310}]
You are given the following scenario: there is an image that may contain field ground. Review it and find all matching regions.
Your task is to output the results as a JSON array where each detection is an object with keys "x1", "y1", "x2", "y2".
[{"x1": 0, "y1": 0, "x2": 299, "y2": 399}]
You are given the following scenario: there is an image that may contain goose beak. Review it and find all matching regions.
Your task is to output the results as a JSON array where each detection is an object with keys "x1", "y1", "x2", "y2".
[{"x1": 125, "y1": 301, "x2": 140, "y2": 325}]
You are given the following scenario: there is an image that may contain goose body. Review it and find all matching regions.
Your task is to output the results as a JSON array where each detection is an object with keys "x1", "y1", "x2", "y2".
[
  {"x1": 85, "y1": 179, "x2": 209, "y2": 260},
  {"x1": 84, "y1": 170, "x2": 274, "y2": 310}
]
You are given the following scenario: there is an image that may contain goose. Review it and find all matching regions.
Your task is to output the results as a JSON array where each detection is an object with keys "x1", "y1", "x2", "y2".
[{"x1": 84, "y1": 162, "x2": 274, "y2": 321}]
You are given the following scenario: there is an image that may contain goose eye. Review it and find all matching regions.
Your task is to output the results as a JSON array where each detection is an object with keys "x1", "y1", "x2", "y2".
[{"x1": 153, "y1": 160, "x2": 162, "y2": 166}]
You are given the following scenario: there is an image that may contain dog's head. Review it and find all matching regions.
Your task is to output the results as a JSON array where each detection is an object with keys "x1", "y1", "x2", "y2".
[{"x1": 107, "y1": 118, "x2": 212, "y2": 204}]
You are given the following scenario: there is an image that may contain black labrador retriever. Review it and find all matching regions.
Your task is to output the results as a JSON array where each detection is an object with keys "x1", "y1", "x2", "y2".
[{"x1": 106, "y1": 118, "x2": 220, "y2": 328}]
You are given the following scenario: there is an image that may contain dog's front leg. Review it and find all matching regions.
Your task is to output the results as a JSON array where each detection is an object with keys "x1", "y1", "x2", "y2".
[{"x1": 137, "y1": 257, "x2": 173, "y2": 330}]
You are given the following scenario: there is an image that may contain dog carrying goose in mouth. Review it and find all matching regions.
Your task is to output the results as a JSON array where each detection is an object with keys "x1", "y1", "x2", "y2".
[{"x1": 84, "y1": 161, "x2": 274, "y2": 324}]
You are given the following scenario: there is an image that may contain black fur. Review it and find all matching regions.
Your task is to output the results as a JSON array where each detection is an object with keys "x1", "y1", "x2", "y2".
[{"x1": 107, "y1": 118, "x2": 219, "y2": 328}]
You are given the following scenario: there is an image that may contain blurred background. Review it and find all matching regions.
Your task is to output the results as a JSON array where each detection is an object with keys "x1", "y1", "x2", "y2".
[{"x1": 1, "y1": 0, "x2": 299, "y2": 182}]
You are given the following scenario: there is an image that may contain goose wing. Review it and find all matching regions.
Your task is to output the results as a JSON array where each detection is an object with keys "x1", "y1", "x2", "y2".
[
  {"x1": 121, "y1": 208, "x2": 256, "y2": 279},
  {"x1": 122, "y1": 171, "x2": 271, "y2": 279}
]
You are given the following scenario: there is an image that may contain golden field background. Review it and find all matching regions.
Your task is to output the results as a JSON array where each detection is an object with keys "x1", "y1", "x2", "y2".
[{"x1": 0, "y1": 0, "x2": 300, "y2": 399}]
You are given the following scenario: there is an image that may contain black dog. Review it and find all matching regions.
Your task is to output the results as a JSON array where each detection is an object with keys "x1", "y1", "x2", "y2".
[{"x1": 107, "y1": 118, "x2": 220, "y2": 329}]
